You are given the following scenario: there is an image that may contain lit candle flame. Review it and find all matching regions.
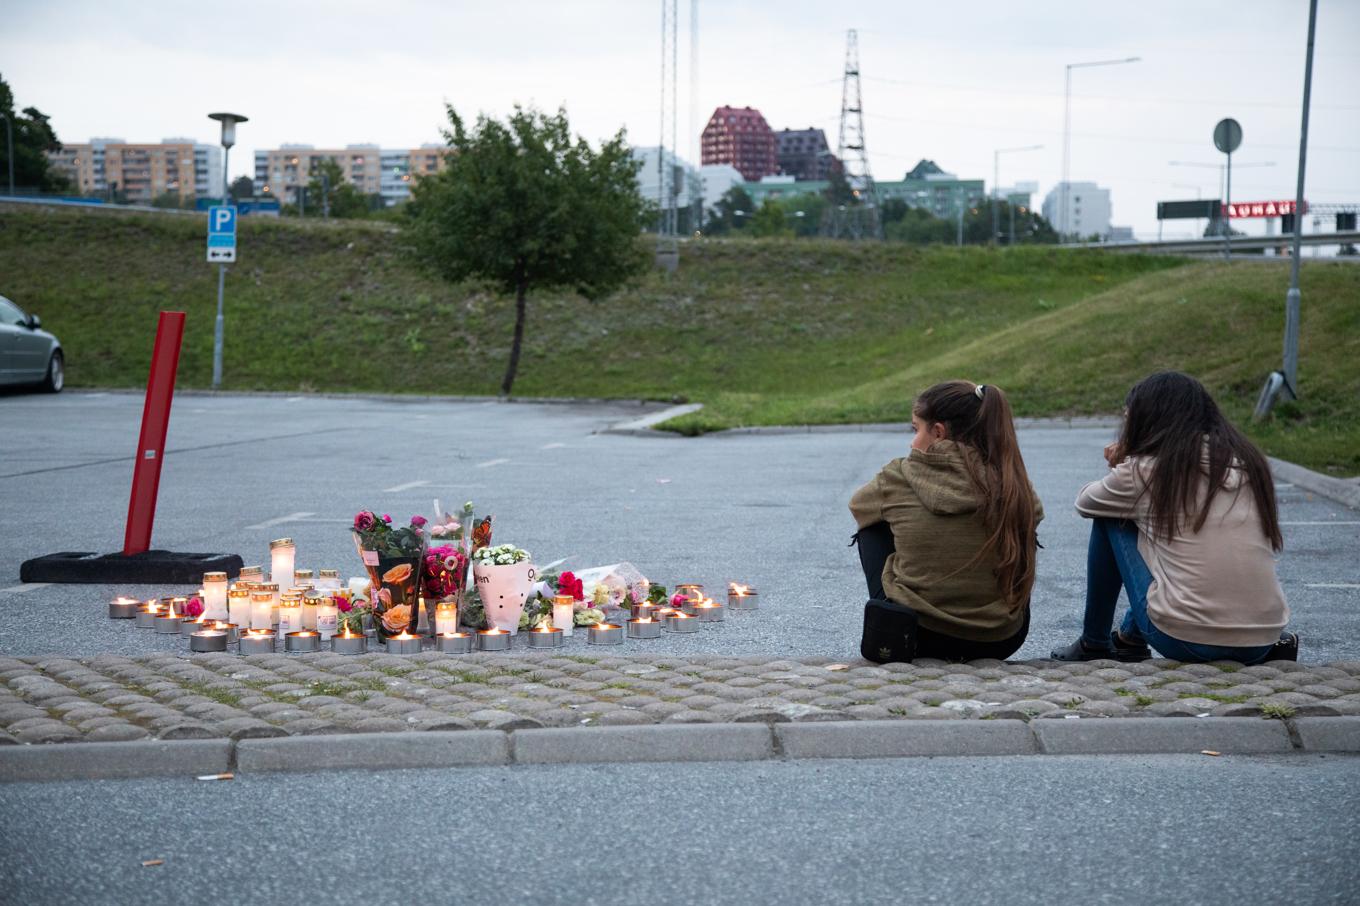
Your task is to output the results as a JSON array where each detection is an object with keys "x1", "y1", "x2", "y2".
[
  {"x1": 480, "y1": 628, "x2": 507, "y2": 635},
  {"x1": 730, "y1": 583, "x2": 750, "y2": 595}
]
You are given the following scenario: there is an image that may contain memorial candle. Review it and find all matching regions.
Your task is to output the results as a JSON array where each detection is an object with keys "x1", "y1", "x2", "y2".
[
  {"x1": 227, "y1": 588, "x2": 251, "y2": 628},
  {"x1": 434, "y1": 600, "x2": 459, "y2": 637},
  {"x1": 316, "y1": 569, "x2": 341, "y2": 592},
  {"x1": 315, "y1": 596, "x2": 339, "y2": 640},
  {"x1": 201, "y1": 572, "x2": 229, "y2": 621},
  {"x1": 270, "y1": 538, "x2": 296, "y2": 590},
  {"x1": 250, "y1": 590, "x2": 274, "y2": 630},
  {"x1": 301, "y1": 593, "x2": 319, "y2": 630},
  {"x1": 278, "y1": 595, "x2": 304, "y2": 638},
  {"x1": 552, "y1": 595, "x2": 575, "y2": 638},
  {"x1": 238, "y1": 565, "x2": 264, "y2": 588}
]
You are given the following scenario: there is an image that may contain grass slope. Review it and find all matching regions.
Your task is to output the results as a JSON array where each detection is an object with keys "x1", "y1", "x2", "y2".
[{"x1": 2, "y1": 205, "x2": 1356, "y2": 474}]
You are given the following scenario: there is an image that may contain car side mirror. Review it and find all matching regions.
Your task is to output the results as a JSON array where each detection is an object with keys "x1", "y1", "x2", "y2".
[{"x1": 27, "y1": 314, "x2": 40, "y2": 329}]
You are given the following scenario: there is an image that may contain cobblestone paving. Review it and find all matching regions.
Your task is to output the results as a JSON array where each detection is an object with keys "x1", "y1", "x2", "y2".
[{"x1": 2, "y1": 653, "x2": 1358, "y2": 744}]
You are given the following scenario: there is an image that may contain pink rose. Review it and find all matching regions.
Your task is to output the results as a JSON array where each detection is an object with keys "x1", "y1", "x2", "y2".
[
  {"x1": 381, "y1": 514, "x2": 392, "y2": 523},
  {"x1": 336, "y1": 596, "x2": 353, "y2": 613},
  {"x1": 186, "y1": 596, "x2": 204, "y2": 617},
  {"x1": 353, "y1": 511, "x2": 376, "y2": 532},
  {"x1": 670, "y1": 593, "x2": 687, "y2": 608},
  {"x1": 411, "y1": 515, "x2": 427, "y2": 528}
]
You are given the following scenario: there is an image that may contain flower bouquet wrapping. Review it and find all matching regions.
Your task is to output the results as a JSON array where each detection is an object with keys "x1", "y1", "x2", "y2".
[
  {"x1": 422, "y1": 543, "x2": 468, "y2": 632},
  {"x1": 471, "y1": 544, "x2": 535, "y2": 635},
  {"x1": 352, "y1": 511, "x2": 427, "y2": 641}
]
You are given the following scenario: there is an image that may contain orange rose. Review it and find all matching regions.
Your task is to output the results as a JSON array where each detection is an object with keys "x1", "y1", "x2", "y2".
[
  {"x1": 383, "y1": 563, "x2": 413, "y2": 584},
  {"x1": 380, "y1": 604, "x2": 412, "y2": 632}
]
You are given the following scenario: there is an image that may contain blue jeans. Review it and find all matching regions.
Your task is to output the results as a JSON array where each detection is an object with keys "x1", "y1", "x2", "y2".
[{"x1": 1082, "y1": 518, "x2": 1274, "y2": 664}]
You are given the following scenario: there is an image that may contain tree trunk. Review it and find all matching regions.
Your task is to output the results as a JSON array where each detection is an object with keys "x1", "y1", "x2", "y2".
[{"x1": 500, "y1": 270, "x2": 528, "y2": 396}]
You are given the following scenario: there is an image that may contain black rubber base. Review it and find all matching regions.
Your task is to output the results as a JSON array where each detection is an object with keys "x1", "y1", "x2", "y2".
[{"x1": 19, "y1": 551, "x2": 244, "y2": 585}]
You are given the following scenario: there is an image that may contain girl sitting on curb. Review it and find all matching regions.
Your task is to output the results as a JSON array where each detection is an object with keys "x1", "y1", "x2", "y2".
[
  {"x1": 850, "y1": 381, "x2": 1043, "y2": 662},
  {"x1": 1052, "y1": 371, "x2": 1297, "y2": 664}
]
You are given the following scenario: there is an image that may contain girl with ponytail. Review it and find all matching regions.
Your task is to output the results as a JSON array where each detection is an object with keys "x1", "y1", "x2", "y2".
[{"x1": 850, "y1": 380, "x2": 1043, "y2": 662}]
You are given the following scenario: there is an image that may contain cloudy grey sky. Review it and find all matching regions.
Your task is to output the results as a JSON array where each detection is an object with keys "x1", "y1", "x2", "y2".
[{"x1": 5, "y1": 0, "x2": 1358, "y2": 237}]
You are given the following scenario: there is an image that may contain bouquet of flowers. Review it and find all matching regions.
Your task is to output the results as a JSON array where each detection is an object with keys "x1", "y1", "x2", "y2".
[
  {"x1": 424, "y1": 544, "x2": 468, "y2": 601},
  {"x1": 352, "y1": 511, "x2": 427, "y2": 640},
  {"x1": 471, "y1": 544, "x2": 531, "y2": 566}
]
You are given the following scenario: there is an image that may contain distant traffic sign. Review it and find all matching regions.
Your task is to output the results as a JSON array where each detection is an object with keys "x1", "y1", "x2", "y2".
[
  {"x1": 1213, "y1": 118, "x2": 1242, "y2": 155},
  {"x1": 1224, "y1": 199, "x2": 1306, "y2": 219},
  {"x1": 206, "y1": 205, "x2": 237, "y2": 263}
]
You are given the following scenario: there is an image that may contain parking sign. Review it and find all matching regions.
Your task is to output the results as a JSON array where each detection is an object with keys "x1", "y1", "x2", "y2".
[{"x1": 207, "y1": 205, "x2": 237, "y2": 263}]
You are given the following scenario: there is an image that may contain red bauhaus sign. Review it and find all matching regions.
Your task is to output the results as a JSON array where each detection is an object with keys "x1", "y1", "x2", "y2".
[{"x1": 1223, "y1": 200, "x2": 1307, "y2": 218}]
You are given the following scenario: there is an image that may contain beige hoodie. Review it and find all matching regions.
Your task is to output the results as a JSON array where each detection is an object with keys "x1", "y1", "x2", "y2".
[
  {"x1": 850, "y1": 440, "x2": 1043, "y2": 642},
  {"x1": 1075, "y1": 456, "x2": 1288, "y2": 647}
]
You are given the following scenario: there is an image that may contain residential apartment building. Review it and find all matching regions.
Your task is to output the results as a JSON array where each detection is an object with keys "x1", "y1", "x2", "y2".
[
  {"x1": 700, "y1": 106, "x2": 777, "y2": 182},
  {"x1": 775, "y1": 128, "x2": 838, "y2": 181},
  {"x1": 631, "y1": 146, "x2": 701, "y2": 213},
  {"x1": 1042, "y1": 181, "x2": 1112, "y2": 238},
  {"x1": 46, "y1": 138, "x2": 222, "y2": 203},
  {"x1": 741, "y1": 159, "x2": 986, "y2": 220},
  {"x1": 253, "y1": 144, "x2": 447, "y2": 207}
]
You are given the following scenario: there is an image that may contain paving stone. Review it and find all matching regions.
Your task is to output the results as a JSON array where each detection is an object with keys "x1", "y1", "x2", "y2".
[
  {"x1": 987, "y1": 700, "x2": 1058, "y2": 720},
  {"x1": 158, "y1": 723, "x2": 220, "y2": 740},
  {"x1": 662, "y1": 709, "x2": 722, "y2": 724},
  {"x1": 217, "y1": 718, "x2": 290, "y2": 740},
  {"x1": 598, "y1": 710, "x2": 655, "y2": 726},
  {"x1": 466, "y1": 710, "x2": 543, "y2": 731},
  {"x1": 15, "y1": 723, "x2": 83, "y2": 744}
]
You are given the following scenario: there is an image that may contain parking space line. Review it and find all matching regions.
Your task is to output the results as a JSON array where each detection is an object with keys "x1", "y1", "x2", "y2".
[
  {"x1": 0, "y1": 583, "x2": 50, "y2": 596},
  {"x1": 244, "y1": 511, "x2": 316, "y2": 531},
  {"x1": 476, "y1": 458, "x2": 510, "y2": 468},
  {"x1": 542, "y1": 443, "x2": 567, "y2": 450},
  {"x1": 383, "y1": 480, "x2": 431, "y2": 493},
  {"x1": 1305, "y1": 583, "x2": 1360, "y2": 590}
]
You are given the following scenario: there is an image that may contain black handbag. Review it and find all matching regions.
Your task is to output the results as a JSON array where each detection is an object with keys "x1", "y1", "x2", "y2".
[{"x1": 860, "y1": 598, "x2": 919, "y2": 664}]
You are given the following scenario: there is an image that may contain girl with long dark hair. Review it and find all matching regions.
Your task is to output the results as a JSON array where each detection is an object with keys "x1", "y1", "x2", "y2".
[
  {"x1": 1053, "y1": 371, "x2": 1295, "y2": 664},
  {"x1": 850, "y1": 381, "x2": 1043, "y2": 661}
]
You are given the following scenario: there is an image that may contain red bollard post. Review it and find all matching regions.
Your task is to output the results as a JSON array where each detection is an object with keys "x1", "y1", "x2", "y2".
[{"x1": 123, "y1": 312, "x2": 186, "y2": 556}]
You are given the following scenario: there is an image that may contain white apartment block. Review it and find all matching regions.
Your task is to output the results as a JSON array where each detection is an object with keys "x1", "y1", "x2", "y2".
[
  {"x1": 1043, "y1": 181, "x2": 1113, "y2": 239},
  {"x1": 253, "y1": 144, "x2": 447, "y2": 207}
]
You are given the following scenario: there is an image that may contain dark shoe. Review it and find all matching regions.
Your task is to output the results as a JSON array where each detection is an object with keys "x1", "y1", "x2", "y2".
[
  {"x1": 1051, "y1": 637, "x2": 1113, "y2": 661},
  {"x1": 1110, "y1": 630, "x2": 1152, "y2": 663},
  {"x1": 1266, "y1": 631, "x2": 1299, "y2": 662}
]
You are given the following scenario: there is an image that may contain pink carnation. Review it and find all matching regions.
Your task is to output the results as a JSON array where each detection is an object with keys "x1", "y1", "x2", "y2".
[
  {"x1": 381, "y1": 514, "x2": 392, "y2": 523},
  {"x1": 185, "y1": 596, "x2": 204, "y2": 617},
  {"x1": 336, "y1": 596, "x2": 353, "y2": 613},
  {"x1": 411, "y1": 515, "x2": 427, "y2": 528},
  {"x1": 670, "y1": 593, "x2": 687, "y2": 608}
]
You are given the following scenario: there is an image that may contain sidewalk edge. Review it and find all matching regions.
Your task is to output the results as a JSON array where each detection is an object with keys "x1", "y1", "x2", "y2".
[{"x1": 1270, "y1": 456, "x2": 1360, "y2": 511}]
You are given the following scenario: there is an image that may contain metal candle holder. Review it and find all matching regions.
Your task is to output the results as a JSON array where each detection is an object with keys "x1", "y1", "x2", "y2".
[
  {"x1": 437, "y1": 632, "x2": 472, "y2": 654},
  {"x1": 727, "y1": 589, "x2": 759, "y2": 611},
  {"x1": 155, "y1": 613, "x2": 184, "y2": 634},
  {"x1": 181, "y1": 618, "x2": 208, "y2": 637},
  {"x1": 666, "y1": 613, "x2": 699, "y2": 633},
  {"x1": 588, "y1": 623, "x2": 624, "y2": 646},
  {"x1": 284, "y1": 631, "x2": 322, "y2": 653},
  {"x1": 385, "y1": 634, "x2": 423, "y2": 655},
  {"x1": 630, "y1": 602, "x2": 657, "y2": 621},
  {"x1": 675, "y1": 584, "x2": 704, "y2": 600},
  {"x1": 109, "y1": 598, "x2": 139, "y2": 620},
  {"x1": 653, "y1": 606, "x2": 678, "y2": 625},
  {"x1": 694, "y1": 602, "x2": 725, "y2": 622},
  {"x1": 189, "y1": 631, "x2": 228, "y2": 653},
  {"x1": 239, "y1": 631, "x2": 276, "y2": 655},
  {"x1": 477, "y1": 630, "x2": 511, "y2": 652},
  {"x1": 627, "y1": 618, "x2": 662, "y2": 639},
  {"x1": 210, "y1": 622, "x2": 239, "y2": 644},
  {"x1": 135, "y1": 607, "x2": 163, "y2": 629},
  {"x1": 527, "y1": 627, "x2": 564, "y2": 649},
  {"x1": 332, "y1": 633, "x2": 368, "y2": 655}
]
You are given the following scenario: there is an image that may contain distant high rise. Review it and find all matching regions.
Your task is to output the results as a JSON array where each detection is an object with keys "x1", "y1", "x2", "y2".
[
  {"x1": 700, "y1": 106, "x2": 777, "y2": 182},
  {"x1": 253, "y1": 145, "x2": 447, "y2": 207},
  {"x1": 775, "y1": 128, "x2": 838, "y2": 180},
  {"x1": 46, "y1": 138, "x2": 222, "y2": 203},
  {"x1": 1043, "y1": 181, "x2": 1112, "y2": 239}
]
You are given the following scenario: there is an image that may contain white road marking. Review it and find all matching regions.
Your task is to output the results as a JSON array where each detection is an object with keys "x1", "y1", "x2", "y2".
[
  {"x1": 383, "y1": 480, "x2": 431, "y2": 493},
  {"x1": 0, "y1": 583, "x2": 51, "y2": 596},
  {"x1": 476, "y1": 458, "x2": 510, "y2": 468},
  {"x1": 1305, "y1": 583, "x2": 1360, "y2": 589},
  {"x1": 542, "y1": 443, "x2": 567, "y2": 450},
  {"x1": 1281, "y1": 521, "x2": 1360, "y2": 526},
  {"x1": 244, "y1": 511, "x2": 315, "y2": 531},
  {"x1": 286, "y1": 396, "x2": 304, "y2": 402}
]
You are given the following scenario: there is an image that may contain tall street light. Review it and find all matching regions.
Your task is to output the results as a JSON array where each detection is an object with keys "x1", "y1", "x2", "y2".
[
  {"x1": 207, "y1": 112, "x2": 248, "y2": 391},
  {"x1": 1061, "y1": 56, "x2": 1139, "y2": 239},
  {"x1": 993, "y1": 144, "x2": 1043, "y2": 245}
]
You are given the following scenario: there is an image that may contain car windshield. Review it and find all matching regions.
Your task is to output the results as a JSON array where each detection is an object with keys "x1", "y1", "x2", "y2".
[{"x1": 0, "y1": 298, "x2": 29, "y2": 326}]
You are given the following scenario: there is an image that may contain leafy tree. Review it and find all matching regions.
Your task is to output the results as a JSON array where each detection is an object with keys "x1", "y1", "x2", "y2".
[
  {"x1": 299, "y1": 158, "x2": 379, "y2": 219},
  {"x1": 229, "y1": 175, "x2": 255, "y2": 200},
  {"x1": 151, "y1": 191, "x2": 191, "y2": 209},
  {"x1": 0, "y1": 74, "x2": 71, "y2": 193},
  {"x1": 880, "y1": 197, "x2": 909, "y2": 225},
  {"x1": 884, "y1": 207, "x2": 954, "y2": 245},
  {"x1": 749, "y1": 199, "x2": 793, "y2": 238},
  {"x1": 406, "y1": 104, "x2": 648, "y2": 395},
  {"x1": 704, "y1": 185, "x2": 754, "y2": 235}
]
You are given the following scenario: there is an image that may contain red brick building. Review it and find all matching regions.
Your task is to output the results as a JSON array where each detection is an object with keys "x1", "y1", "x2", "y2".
[{"x1": 701, "y1": 106, "x2": 777, "y2": 181}]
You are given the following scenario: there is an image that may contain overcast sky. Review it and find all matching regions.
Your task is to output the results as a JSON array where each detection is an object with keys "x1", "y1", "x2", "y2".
[{"x1": 5, "y1": 0, "x2": 1358, "y2": 237}]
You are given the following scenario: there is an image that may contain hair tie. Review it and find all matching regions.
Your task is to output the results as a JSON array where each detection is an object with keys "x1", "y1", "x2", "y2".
[{"x1": 974, "y1": 384, "x2": 986, "y2": 400}]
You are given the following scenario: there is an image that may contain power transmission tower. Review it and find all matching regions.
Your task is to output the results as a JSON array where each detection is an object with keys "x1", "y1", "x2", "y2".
[
  {"x1": 656, "y1": 0, "x2": 680, "y2": 270},
  {"x1": 824, "y1": 29, "x2": 881, "y2": 240}
]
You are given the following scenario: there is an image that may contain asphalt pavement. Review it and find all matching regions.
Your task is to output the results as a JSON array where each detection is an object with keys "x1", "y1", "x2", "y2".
[
  {"x1": 1, "y1": 753, "x2": 1357, "y2": 906},
  {"x1": 1, "y1": 391, "x2": 1356, "y2": 661}
]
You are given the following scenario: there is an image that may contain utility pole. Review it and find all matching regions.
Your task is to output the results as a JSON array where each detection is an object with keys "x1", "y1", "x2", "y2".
[
  {"x1": 826, "y1": 29, "x2": 880, "y2": 239},
  {"x1": 993, "y1": 144, "x2": 1042, "y2": 246},
  {"x1": 207, "y1": 112, "x2": 247, "y2": 392},
  {"x1": 1061, "y1": 57, "x2": 1139, "y2": 239},
  {"x1": 655, "y1": 0, "x2": 679, "y2": 269}
]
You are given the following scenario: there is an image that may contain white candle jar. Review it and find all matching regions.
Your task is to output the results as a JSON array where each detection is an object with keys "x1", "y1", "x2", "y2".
[
  {"x1": 278, "y1": 596, "x2": 304, "y2": 638},
  {"x1": 202, "y1": 572, "x2": 229, "y2": 621},
  {"x1": 435, "y1": 602, "x2": 459, "y2": 636},
  {"x1": 317, "y1": 569, "x2": 341, "y2": 592},
  {"x1": 238, "y1": 565, "x2": 264, "y2": 588},
  {"x1": 316, "y1": 596, "x2": 339, "y2": 639},
  {"x1": 270, "y1": 538, "x2": 296, "y2": 590},
  {"x1": 250, "y1": 591, "x2": 274, "y2": 630},
  {"x1": 228, "y1": 588, "x2": 251, "y2": 627},
  {"x1": 301, "y1": 594, "x2": 319, "y2": 630},
  {"x1": 552, "y1": 595, "x2": 575, "y2": 638},
  {"x1": 260, "y1": 582, "x2": 281, "y2": 628}
]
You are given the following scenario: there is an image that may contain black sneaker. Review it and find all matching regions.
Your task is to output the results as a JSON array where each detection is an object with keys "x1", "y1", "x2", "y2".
[
  {"x1": 1050, "y1": 637, "x2": 1113, "y2": 661},
  {"x1": 1110, "y1": 630, "x2": 1152, "y2": 663},
  {"x1": 1266, "y1": 631, "x2": 1299, "y2": 662}
]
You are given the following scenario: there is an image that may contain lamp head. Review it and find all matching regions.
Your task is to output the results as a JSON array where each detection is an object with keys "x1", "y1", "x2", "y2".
[{"x1": 208, "y1": 112, "x2": 248, "y2": 149}]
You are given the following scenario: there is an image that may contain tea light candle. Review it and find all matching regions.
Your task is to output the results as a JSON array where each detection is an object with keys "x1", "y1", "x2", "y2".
[
  {"x1": 227, "y1": 587, "x2": 251, "y2": 627},
  {"x1": 587, "y1": 622, "x2": 624, "y2": 646},
  {"x1": 249, "y1": 591, "x2": 274, "y2": 630},
  {"x1": 239, "y1": 629, "x2": 276, "y2": 655},
  {"x1": 437, "y1": 631, "x2": 473, "y2": 654},
  {"x1": 666, "y1": 612, "x2": 699, "y2": 633},
  {"x1": 155, "y1": 602, "x2": 184, "y2": 634},
  {"x1": 434, "y1": 601, "x2": 459, "y2": 636},
  {"x1": 675, "y1": 583, "x2": 704, "y2": 601},
  {"x1": 211, "y1": 621, "x2": 239, "y2": 644},
  {"x1": 301, "y1": 593, "x2": 319, "y2": 630},
  {"x1": 270, "y1": 537, "x2": 296, "y2": 589},
  {"x1": 528, "y1": 626, "x2": 564, "y2": 649},
  {"x1": 653, "y1": 605, "x2": 678, "y2": 625},
  {"x1": 477, "y1": 628, "x2": 511, "y2": 651},
  {"x1": 386, "y1": 631, "x2": 422, "y2": 655},
  {"x1": 331, "y1": 628, "x2": 367, "y2": 655},
  {"x1": 315, "y1": 596, "x2": 339, "y2": 640},
  {"x1": 630, "y1": 602, "x2": 657, "y2": 621},
  {"x1": 694, "y1": 599, "x2": 726, "y2": 622},
  {"x1": 727, "y1": 584, "x2": 759, "y2": 610},
  {"x1": 109, "y1": 596, "x2": 139, "y2": 620},
  {"x1": 552, "y1": 595, "x2": 575, "y2": 638},
  {"x1": 278, "y1": 595, "x2": 304, "y2": 638},
  {"x1": 180, "y1": 614, "x2": 209, "y2": 636},
  {"x1": 627, "y1": 617, "x2": 662, "y2": 639},
  {"x1": 189, "y1": 630, "x2": 228, "y2": 653},
  {"x1": 238, "y1": 565, "x2": 264, "y2": 588},
  {"x1": 135, "y1": 600, "x2": 164, "y2": 628},
  {"x1": 284, "y1": 630, "x2": 321, "y2": 653},
  {"x1": 202, "y1": 572, "x2": 229, "y2": 621}
]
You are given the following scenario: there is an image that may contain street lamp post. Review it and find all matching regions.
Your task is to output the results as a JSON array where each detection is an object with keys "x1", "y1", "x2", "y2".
[
  {"x1": 0, "y1": 112, "x2": 14, "y2": 196},
  {"x1": 1062, "y1": 56, "x2": 1139, "y2": 240},
  {"x1": 207, "y1": 112, "x2": 248, "y2": 392},
  {"x1": 993, "y1": 144, "x2": 1043, "y2": 246}
]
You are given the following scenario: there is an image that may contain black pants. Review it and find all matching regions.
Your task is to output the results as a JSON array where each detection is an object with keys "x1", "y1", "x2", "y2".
[{"x1": 854, "y1": 521, "x2": 1029, "y2": 661}]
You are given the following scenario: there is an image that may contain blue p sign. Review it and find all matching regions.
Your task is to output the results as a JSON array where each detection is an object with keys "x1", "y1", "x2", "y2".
[{"x1": 207, "y1": 205, "x2": 238, "y2": 263}]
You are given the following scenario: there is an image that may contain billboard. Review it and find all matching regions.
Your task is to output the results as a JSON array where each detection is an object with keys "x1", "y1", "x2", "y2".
[{"x1": 1224, "y1": 200, "x2": 1307, "y2": 219}]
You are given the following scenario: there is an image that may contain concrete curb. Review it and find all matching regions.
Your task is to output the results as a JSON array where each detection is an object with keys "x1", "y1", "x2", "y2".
[
  {"x1": 69, "y1": 388, "x2": 673, "y2": 412},
  {"x1": 598, "y1": 403, "x2": 705, "y2": 437},
  {"x1": 1270, "y1": 456, "x2": 1360, "y2": 511},
  {"x1": 601, "y1": 414, "x2": 1124, "y2": 439},
  {"x1": 3, "y1": 717, "x2": 1357, "y2": 782}
]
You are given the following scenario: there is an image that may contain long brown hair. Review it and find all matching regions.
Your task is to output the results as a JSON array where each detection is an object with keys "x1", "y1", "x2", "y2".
[
  {"x1": 1119, "y1": 371, "x2": 1282, "y2": 550},
  {"x1": 914, "y1": 381, "x2": 1037, "y2": 608}
]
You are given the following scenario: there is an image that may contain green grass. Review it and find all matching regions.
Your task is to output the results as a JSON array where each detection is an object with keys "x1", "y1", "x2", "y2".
[{"x1": 3, "y1": 206, "x2": 1356, "y2": 473}]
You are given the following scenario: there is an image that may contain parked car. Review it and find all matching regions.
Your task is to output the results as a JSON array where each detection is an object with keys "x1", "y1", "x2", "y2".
[{"x1": 0, "y1": 295, "x2": 63, "y2": 392}]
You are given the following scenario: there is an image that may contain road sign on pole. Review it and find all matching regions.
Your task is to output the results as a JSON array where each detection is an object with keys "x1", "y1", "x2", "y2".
[
  {"x1": 207, "y1": 205, "x2": 237, "y2": 263},
  {"x1": 1214, "y1": 119, "x2": 1242, "y2": 261}
]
